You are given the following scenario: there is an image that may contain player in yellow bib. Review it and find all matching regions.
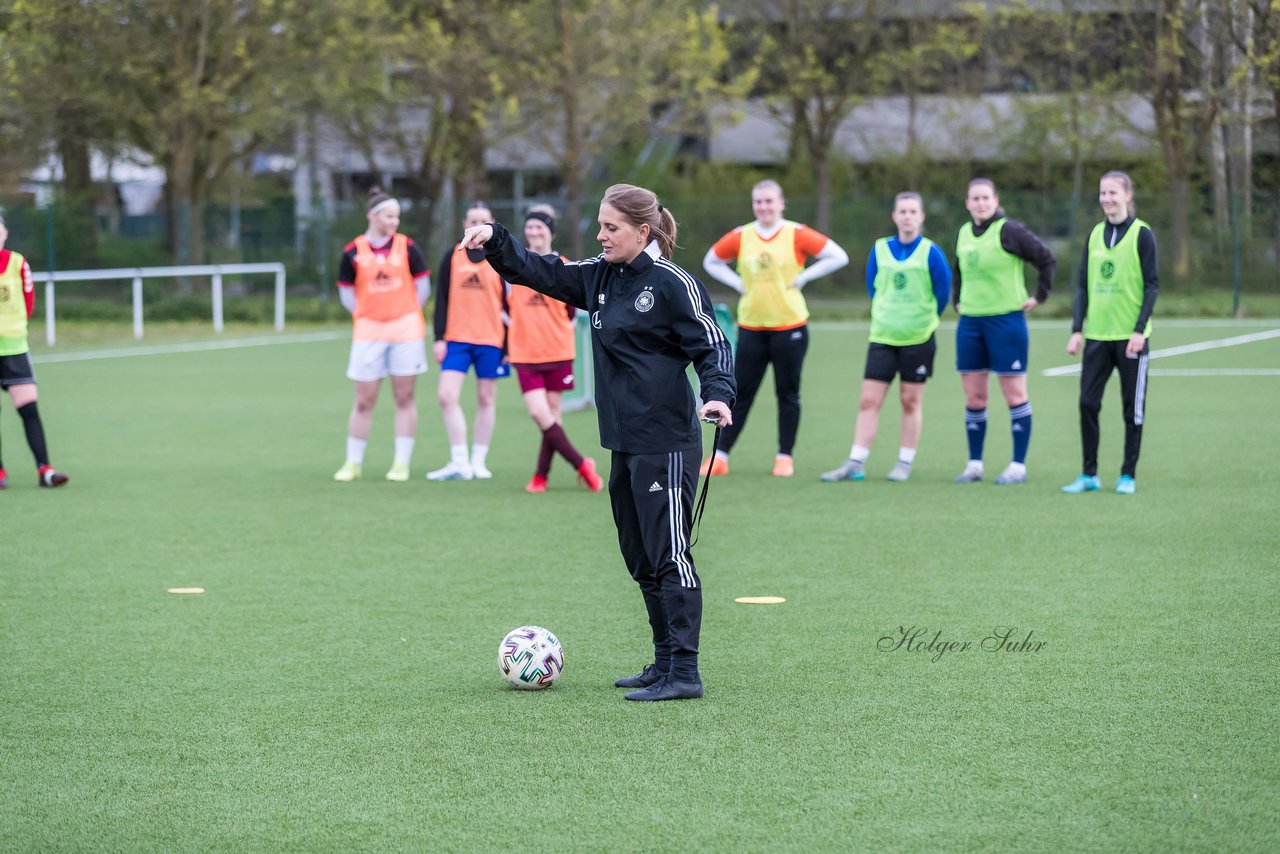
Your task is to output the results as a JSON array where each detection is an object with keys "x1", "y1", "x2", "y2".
[
  {"x1": 701, "y1": 180, "x2": 848, "y2": 477},
  {"x1": 952, "y1": 178, "x2": 1057, "y2": 485},
  {"x1": 1061, "y1": 172, "x2": 1159, "y2": 496},
  {"x1": 0, "y1": 214, "x2": 70, "y2": 489},
  {"x1": 820, "y1": 193, "x2": 951, "y2": 483}
]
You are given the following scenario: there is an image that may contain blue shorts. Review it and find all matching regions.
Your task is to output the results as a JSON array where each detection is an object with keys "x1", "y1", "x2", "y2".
[
  {"x1": 441, "y1": 341, "x2": 510, "y2": 380},
  {"x1": 956, "y1": 312, "x2": 1029, "y2": 375}
]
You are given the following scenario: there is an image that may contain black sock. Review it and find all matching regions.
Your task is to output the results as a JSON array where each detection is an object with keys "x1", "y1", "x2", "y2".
[
  {"x1": 669, "y1": 653, "x2": 700, "y2": 682},
  {"x1": 18, "y1": 402, "x2": 50, "y2": 468}
]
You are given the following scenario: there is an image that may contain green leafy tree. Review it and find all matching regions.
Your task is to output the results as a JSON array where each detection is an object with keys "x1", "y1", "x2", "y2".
[
  {"x1": 318, "y1": 0, "x2": 513, "y2": 258},
  {"x1": 1230, "y1": 0, "x2": 1280, "y2": 250},
  {"x1": 1, "y1": 0, "x2": 132, "y2": 260},
  {"x1": 8, "y1": 0, "x2": 369, "y2": 265},
  {"x1": 1117, "y1": 0, "x2": 1225, "y2": 282},
  {"x1": 968, "y1": 1, "x2": 1138, "y2": 269},
  {"x1": 733, "y1": 0, "x2": 881, "y2": 235},
  {"x1": 868, "y1": 6, "x2": 981, "y2": 189},
  {"x1": 499, "y1": 0, "x2": 746, "y2": 256}
]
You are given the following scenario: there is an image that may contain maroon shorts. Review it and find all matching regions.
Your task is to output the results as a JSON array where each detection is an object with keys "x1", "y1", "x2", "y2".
[{"x1": 514, "y1": 360, "x2": 575, "y2": 393}]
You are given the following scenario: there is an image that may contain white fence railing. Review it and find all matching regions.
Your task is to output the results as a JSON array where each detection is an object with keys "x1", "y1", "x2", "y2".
[{"x1": 31, "y1": 263, "x2": 287, "y2": 346}]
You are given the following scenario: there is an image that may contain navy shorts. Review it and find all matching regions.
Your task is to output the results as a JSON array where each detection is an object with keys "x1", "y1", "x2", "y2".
[
  {"x1": 0, "y1": 352, "x2": 36, "y2": 389},
  {"x1": 865, "y1": 334, "x2": 936, "y2": 384},
  {"x1": 441, "y1": 341, "x2": 510, "y2": 380},
  {"x1": 956, "y1": 312, "x2": 1029, "y2": 375}
]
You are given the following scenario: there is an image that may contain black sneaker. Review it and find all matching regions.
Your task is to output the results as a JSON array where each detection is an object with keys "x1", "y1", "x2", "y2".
[
  {"x1": 614, "y1": 663, "x2": 663, "y2": 689},
  {"x1": 624, "y1": 678, "x2": 704, "y2": 701}
]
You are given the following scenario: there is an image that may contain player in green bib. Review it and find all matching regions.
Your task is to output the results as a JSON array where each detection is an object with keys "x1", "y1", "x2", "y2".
[
  {"x1": 952, "y1": 178, "x2": 1057, "y2": 485},
  {"x1": 1061, "y1": 172, "x2": 1159, "y2": 496},
  {"x1": 0, "y1": 215, "x2": 70, "y2": 489},
  {"x1": 821, "y1": 192, "x2": 950, "y2": 483}
]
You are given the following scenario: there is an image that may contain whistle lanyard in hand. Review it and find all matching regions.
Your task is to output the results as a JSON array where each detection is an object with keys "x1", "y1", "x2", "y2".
[{"x1": 689, "y1": 424, "x2": 721, "y2": 548}]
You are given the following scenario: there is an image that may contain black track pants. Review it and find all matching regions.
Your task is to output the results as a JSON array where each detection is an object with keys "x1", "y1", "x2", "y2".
[
  {"x1": 608, "y1": 448, "x2": 703, "y2": 659},
  {"x1": 719, "y1": 325, "x2": 809, "y2": 455},
  {"x1": 1079, "y1": 338, "x2": 1150, "y2": 478}
]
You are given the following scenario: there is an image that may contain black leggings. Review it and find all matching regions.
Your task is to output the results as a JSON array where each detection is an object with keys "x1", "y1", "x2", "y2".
[
  {"x1": 1079, "y1": 338, "x2": 1150, "y2": 477},
  {"x1": 719, "y1": 325, "x2": 809, "y2": 456}
]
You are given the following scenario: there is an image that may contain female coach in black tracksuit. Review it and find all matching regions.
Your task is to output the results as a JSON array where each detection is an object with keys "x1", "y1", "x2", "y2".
[{"x1": 461, "y1": 183, "x2": 736, "y2": 702}]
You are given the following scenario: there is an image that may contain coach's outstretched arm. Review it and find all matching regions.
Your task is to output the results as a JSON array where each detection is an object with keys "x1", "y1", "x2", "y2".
[{"x1": 462, "y1": 222, "x2": 590, "y2": 311}]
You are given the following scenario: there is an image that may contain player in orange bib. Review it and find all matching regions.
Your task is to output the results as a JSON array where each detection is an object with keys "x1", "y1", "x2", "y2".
[
  {"x1": 427, "y1": 202, "x2": 510, "y2": 481},
  {"x1": 508, "y1": 205, "x2": 602, "y2": 494},
  {"x1": 0, "y1": 214, "x2": 69, "y2": 489},
  {"x1": 701, "y1": 180, "x2": 849, "y2": 477},
  {"x1": 332, "y1": 187, "x2": 431, "y2": 483}
]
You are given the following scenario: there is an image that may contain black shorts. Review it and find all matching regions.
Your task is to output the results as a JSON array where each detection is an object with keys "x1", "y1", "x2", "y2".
[
  {"x1": 864, "y1": 334, "x2": 936, "y2": 384},
  {"x1": 0, "y1": 352, "x2": 35, "y2": 389}
]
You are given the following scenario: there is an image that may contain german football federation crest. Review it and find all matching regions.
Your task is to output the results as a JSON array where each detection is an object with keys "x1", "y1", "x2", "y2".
[
  {"x1": 1101, "y1": 260, "x2": 1115, "y2": 280},
  {"x1": 893, "y1": 272, "x2": 907, "y2": 290},
  {"x1": 634, "y1": 289, "x2": 655, "y2": 312}
]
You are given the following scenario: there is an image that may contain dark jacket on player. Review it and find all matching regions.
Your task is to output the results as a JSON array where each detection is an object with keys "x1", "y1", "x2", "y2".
[
  {"x1": 480, "y1": 223, "x2": 735, "y2": 455},
  {"x1": 1071, "y1": 216, "x2": 1160, "y2": 335},
  {"x1": 952, "y1": 210, "x2": 1057, "y2": 309}
]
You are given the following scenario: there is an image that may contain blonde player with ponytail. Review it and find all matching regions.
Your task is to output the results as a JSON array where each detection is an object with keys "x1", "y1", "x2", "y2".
[{"x1": 1062, "y1": 171, "x2": 1159, "y2": 495}]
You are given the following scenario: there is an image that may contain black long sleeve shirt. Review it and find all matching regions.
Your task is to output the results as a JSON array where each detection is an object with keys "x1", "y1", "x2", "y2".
[
  {"x1": 480, "y1": 223, "x2": 735, "y2": 455},
  {"x1": 952, "y1": 211, "x2": 1057, "y2": 310},
  {"x1": 1072, "y1": 216, "x2": 1160, "y2": 335}
]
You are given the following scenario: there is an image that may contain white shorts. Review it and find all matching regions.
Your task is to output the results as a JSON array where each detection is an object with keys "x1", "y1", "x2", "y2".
[{"x1": 346, "y1": 340, "x2": 429, "y2": 382}]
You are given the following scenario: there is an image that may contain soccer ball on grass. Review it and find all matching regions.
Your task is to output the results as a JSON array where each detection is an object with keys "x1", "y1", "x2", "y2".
[{"x1": 498, "y1": 626, "x2": 564, "y2": 690}]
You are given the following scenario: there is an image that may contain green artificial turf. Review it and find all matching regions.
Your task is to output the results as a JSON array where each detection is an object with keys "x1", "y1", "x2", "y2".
[{"x1": 2, "y1": 320, "x2": 1278, "y2": 852}]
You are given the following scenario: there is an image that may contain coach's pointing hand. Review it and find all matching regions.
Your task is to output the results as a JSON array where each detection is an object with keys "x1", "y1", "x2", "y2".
[{"x1": 461, "y1": 224, "x2": 494, "y2": 249}]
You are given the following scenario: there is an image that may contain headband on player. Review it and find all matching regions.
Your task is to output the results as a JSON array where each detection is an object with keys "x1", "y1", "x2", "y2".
[
  {"x1": 366, "y1": 187, "x2": 396, "y2": 214},
  {"x1": 525, "y1": 210, "x2": 555, "y2": 235}
]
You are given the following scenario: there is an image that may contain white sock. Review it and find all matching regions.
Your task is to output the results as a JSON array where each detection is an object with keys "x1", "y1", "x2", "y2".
[
  {"x1": 968, "y1": 459, "x2": 984, "y2": 469},
  {"x1": 346, "y1": 437, "x2": 368, "y2": 464},
  {"x1": 394, "y1": 436, "x2": 415, "y2": 465},
  {"x1": 849, "y1": 445, "x2": 870, "y2": 463},
  {"x1": 450, "y1": 444, "x2": 469, "y2": 467},
  {"x1": 1006, "y1": 461, "x2": 1026, "y2": 474},
  {"x1": 471, "y1": 444, "x2": 489, "y2": 469},
  {"x1": 714, "y1": 450, "x2": 730, "y2": 462},
  {"x1": 898, "y1": 447, "x2": 917, "y2": 464}
]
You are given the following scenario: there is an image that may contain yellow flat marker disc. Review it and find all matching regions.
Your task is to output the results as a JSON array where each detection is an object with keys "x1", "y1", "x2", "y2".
[
  {"x1": 167, "y1": 587, "x2": 206, "y2": 595},
  {"x1": 735, "y1": 596, "x2": 786, "y2": 605}
]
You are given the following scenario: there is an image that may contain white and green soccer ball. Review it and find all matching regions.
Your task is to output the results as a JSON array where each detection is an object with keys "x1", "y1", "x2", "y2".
[{"x1": 498, "y1": 626, "x2": 564, "y2": 690}]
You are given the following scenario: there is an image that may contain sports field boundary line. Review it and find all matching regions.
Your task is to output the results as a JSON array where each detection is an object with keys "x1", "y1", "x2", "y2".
[
  {"x1": 33, "y1": 330, "x2": 350, "y2": 364},
  {"x1": 813, "y1": 318, "x2": 1280, "y2": 332},
  {"x1": 1146, "y1": 368, "x2": 1280, "y2": 376},
  {"x1": 1041, "y1": 328, "x2": 1280, "y2": 377}
]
